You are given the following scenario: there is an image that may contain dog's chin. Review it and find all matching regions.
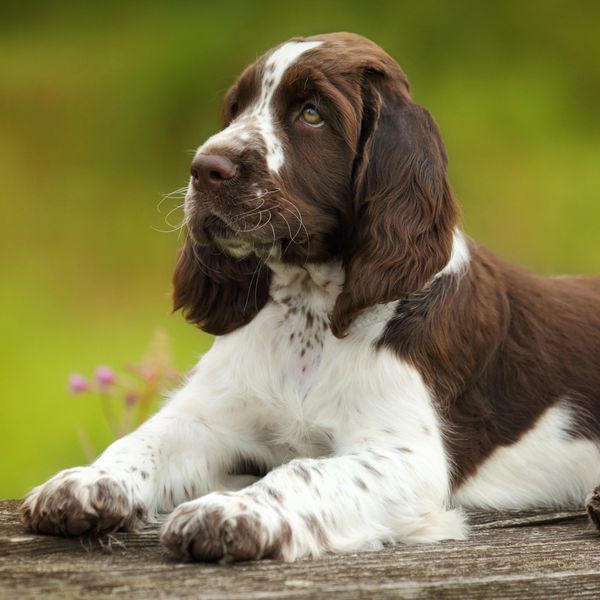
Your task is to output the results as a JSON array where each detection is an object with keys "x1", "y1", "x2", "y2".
[
  {"x1": 216, "y1": 237, "x2": 281, "y2": 260},
  {"x1": 188, "y1": 213, "x2": 276, "y2": 258}
]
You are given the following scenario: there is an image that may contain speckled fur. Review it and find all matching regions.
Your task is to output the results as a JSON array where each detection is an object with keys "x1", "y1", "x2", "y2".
[{"x1": 23, "y1": 257, "x2": 465, "y2": 559}]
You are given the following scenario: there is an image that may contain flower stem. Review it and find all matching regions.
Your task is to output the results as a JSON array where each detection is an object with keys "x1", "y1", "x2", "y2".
[
  {"x1": 99, "y1": 391, "x2": 118, "y2": 437},
  {"x1": 76, "y1": 427, "x2": 96, "y2": 462}
]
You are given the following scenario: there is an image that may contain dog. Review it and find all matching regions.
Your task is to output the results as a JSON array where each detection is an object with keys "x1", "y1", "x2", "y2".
[{"x1": 22, "y1": 32, "x2": 600, "y2": 562}]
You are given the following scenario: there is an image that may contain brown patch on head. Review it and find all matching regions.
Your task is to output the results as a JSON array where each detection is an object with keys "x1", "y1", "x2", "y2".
[{"x1": 176, "y1": 32, "x2": 458, "y2": 335}]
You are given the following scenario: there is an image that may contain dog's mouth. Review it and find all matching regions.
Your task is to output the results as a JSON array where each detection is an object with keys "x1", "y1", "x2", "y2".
[
  {"x1": 214, "y1": 237, "x2": 278, "y2": 259},
  {"x1": 190, "y1": 212, "x2": 279, "y2": 259},
  {"x1": 203, "y1": 213, "x2": 235, "y2": 240}
]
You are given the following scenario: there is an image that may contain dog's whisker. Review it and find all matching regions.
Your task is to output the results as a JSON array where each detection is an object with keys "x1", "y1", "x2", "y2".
[
  {"x1": 242, "y1": 210, "x2": 272, "y2": 234},
  {"x1": 278, "y1": 197, "x2": 309, "y2": 259},
  {"x1": 152, "y1": 225, "x2": 184, "y2": 234},
  {"x1": 278, "y1": 207, "x2": 293, "y2": 241},
  {"x1": 152, "y1": 202, "x2": 186, "y2": 234},
  {"x1": 278, "y1": 203, "x2": 303, "y2": 244},
  {"x1": 230, "y1": 199, "x2": 267, "y2": 223},
  {"x1": 157, "y1": 187, "x2": 189, "y2": 213},
  {"x1": 163, "y1": 202, "x2": 186, "y2": 226}
]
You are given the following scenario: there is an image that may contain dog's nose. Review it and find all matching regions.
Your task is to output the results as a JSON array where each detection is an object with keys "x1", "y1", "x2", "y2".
[{"x1": 190, "y1": 154, "x2": 238, "y2": 192}]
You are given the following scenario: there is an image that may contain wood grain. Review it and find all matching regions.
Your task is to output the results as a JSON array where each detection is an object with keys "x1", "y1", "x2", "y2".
[{"x1": 1, "y1": 499, "x2": 599, "y2": 599}]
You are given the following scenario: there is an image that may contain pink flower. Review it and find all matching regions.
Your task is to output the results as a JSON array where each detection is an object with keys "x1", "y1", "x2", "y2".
[
  {"x1": 95, "y1": 365, "x2": 116, "y2": 389},
  {"x1": 68, "y1": 373, "x2": 90, "y2": 394}
]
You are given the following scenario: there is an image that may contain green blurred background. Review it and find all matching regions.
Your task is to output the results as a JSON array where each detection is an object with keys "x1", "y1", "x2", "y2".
[{"x1": 1, "y1": 1, "x2": 599, "y2": 498}]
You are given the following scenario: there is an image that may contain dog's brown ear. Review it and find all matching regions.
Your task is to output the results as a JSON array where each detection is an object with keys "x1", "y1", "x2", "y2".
[
  {"x1": 331, "y1": 69, "x2": 459, "y2": 337},
  {"x1": 173, "y1": 238, "x2": 270, "y2": 335}
]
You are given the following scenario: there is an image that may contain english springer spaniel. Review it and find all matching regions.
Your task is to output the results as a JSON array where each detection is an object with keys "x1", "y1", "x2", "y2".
[{"x1": 22, "y1": 33, "x2": 600, "y2": 562}]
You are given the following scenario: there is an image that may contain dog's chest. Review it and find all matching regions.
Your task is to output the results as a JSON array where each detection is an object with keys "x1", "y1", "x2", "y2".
[
  {"x1": 276, "y1": 300, "x2": 328, "y2": 388},
  {"x1": 248, "y1": 261, "x2": 404, "y2": 453},
  {"x1": 266, "y1": 262, "x2": 342, "y2": 401}
]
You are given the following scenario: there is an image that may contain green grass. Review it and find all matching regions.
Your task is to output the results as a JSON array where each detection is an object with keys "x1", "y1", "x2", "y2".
[{"x1": 1, "y1": 1, "x2": 599, "y2": 498}]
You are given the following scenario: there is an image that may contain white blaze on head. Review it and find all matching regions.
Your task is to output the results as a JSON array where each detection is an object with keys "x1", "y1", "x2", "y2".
[
  {"x1": 256, "y1": 41, "x2": 322, "y2": 173},
  {"x1": 194, "y1": 40, "x2": 323, "y2": 174}
]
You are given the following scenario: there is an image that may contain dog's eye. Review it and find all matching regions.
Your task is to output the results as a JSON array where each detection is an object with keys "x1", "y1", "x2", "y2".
[{"x1": 300, "y1": 105, "x2": 323, "y2": 127}]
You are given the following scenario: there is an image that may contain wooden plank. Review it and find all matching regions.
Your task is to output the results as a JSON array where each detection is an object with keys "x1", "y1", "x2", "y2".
[{"x1": 1, "y1": 499, "x2": 599, "y2": 599}]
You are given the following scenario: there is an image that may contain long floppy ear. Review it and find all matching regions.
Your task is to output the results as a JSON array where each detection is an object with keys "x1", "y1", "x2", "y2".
[
  {"x1": 172, "y1": 239, "x2": 271, "y2": 336},
  {"x1": 331, "y1": 70, "x2": 459, "y2": 337}
]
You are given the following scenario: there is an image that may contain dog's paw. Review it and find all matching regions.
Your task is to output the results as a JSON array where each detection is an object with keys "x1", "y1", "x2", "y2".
[
  {"x1": 160, "y1": 492, "x2": 293, "y2": 562},
  {"x1": 586, "y1": 485, "x2": 600, "y2": 530},
  {"x1": 21, "y1": 467, "x2": 146, "y2": 537}
]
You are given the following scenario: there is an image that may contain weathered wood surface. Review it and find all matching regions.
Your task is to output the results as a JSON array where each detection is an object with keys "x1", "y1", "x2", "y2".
[{"x1": 1, "y1": 499, "x2": 600, "y2": 599}]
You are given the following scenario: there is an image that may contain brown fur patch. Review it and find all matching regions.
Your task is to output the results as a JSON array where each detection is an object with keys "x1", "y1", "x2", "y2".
[{"x1": 379, "y1": 245, "x2": 600, "y2": 485}]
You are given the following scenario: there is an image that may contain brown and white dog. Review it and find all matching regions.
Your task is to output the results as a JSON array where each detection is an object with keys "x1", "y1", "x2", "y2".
[{"x1": 22, "y1": 33, "x2": 600, "y2": 562}]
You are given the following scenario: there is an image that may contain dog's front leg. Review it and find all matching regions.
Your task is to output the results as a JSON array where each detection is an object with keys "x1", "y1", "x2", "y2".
[
  {"x1": 21, "y1": 336, "x2": 273, "y2": 537},
  {"x1": 161, "y1": 442, "x2": 466, "y2": 562}
]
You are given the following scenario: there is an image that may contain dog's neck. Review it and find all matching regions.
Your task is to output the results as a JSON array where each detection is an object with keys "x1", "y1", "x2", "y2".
[
  {"x1": 265, "y1": 228, "x2": 470, "y2": 330},
  {"x1": 267, "y1": 259, "x2": 344, "y2": 315}
]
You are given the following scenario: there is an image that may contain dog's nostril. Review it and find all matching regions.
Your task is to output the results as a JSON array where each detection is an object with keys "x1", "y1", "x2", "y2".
[{"x1": 190, "y1": 154, "x2": 238, "y2": 191}]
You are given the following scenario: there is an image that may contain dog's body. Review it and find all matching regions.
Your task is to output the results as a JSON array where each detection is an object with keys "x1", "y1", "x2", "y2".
[{"x1": 22, "y1": 33, "x2": 600, "y2": 562}]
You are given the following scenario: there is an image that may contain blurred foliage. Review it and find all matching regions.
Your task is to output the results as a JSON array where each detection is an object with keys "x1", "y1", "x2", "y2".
[
  {"x1": 1, "y1": 0, "x2": 599, "y2": 498},
  {"x1": 68, "y1": 329, "x2": 183, "y2": 461}
]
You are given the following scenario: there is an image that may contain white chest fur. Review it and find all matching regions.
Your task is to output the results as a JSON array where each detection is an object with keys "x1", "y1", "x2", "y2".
[{"x1": 217, "y1": 261, "x2": 445, "y2": 466}]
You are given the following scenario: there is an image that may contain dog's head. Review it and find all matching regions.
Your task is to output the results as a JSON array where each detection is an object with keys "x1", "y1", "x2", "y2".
[{"x1": 174, "y1": 32, "x2": 459, "y2": 336}]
